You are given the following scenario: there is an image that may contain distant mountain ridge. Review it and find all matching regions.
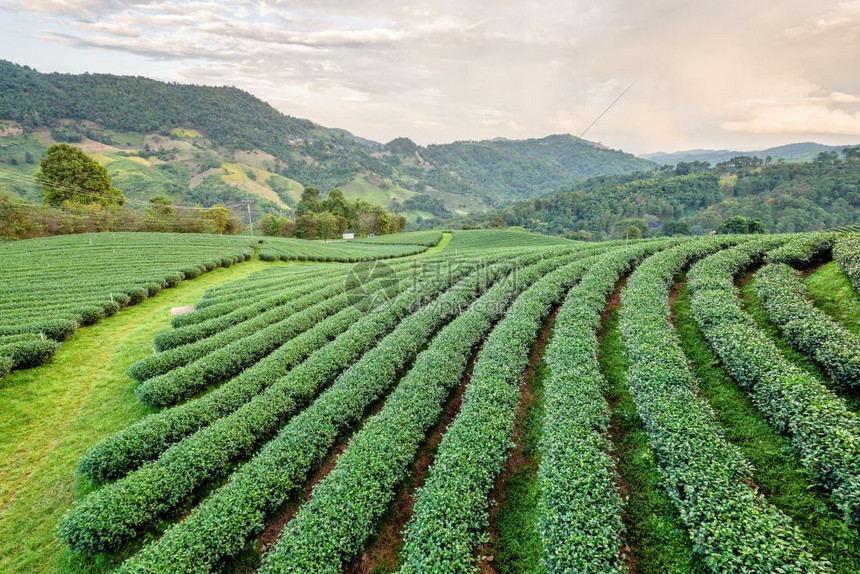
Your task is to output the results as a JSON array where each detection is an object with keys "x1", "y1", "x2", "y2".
[
  {"x1": 0, "y1": 60, "x2": 653, "y2": 222},
  {"x1": 641, "y1": 142, "x2": 859, "y2": 166}
]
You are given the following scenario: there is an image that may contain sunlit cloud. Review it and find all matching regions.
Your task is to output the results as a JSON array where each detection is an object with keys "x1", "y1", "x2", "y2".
[
  {"x1": 2, "y1": 0, "x2": 859, "y2": 152},
  {"x1": 723, "y1": 105, "x2": 860, "y2": 135}
]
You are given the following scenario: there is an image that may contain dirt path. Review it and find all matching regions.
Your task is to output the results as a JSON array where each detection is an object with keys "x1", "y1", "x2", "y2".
[
  {"x1": 188, "y1": 167, "x2": 225, "y2": 189},
  {"x1": 477, "y1": 305, "x2": 560, "y2": 573},
  {"x1": 345, "y1": 351, "x2": 479, "y2": 574},
  {"x1": 0, "y1": 258, "x2": 283, "y2": 574}
]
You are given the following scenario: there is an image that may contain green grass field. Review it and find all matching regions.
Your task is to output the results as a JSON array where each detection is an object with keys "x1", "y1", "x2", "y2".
[
  {"x1": 805, "y1": 261, "x2": 860, "y2": 335},
  {"x1": 0, "y1": 259, "x2": 283, "y2": 573}
]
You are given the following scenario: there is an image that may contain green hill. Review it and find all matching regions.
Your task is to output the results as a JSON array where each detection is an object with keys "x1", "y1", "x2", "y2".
[
  {"x1": 0, "y1": 60, "x2": 654, "y2": 221},
  {"x1": 490, "y1": 154, "x2": 860, "y2": 238}
]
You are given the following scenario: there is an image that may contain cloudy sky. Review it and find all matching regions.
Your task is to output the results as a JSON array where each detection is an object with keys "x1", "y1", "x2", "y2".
[{"x1": 1, "y1": 1, "x2": 859, "y2": 154}]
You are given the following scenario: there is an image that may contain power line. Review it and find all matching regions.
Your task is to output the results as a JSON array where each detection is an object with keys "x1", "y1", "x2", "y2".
[
  {"x1": 240, "y1": 189, "x2": 255, "y2": 235},
  {"x1": 484, "y1": 80, "x2": 636, "y2": 230}
]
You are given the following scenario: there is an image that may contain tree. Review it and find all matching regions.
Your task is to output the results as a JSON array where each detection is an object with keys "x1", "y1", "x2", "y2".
[
  {"x1": 315, "y1": 211, "x2": 339, "y2": 241},
  {"x1": 843, "y1": 147, "x2": 860, "y2": 160},
  {"x1": 715, "y1": 215, "x2": 766, "y2": 235},
  {"x1": 371, "y1": 205, "x2": 391, "y2": 235},
  {"x1": 296, "y1": 187, "x2": 321, "y2": 215},
  {"x1": 620, "y1": 218, "x2": 648, "y2": 239},
  {"x1": 295, "y1": 213, "x2": 318, "y2": 239},
  {"x1": 335, "y1": 215, "x2": 348, "y2": 235},
  {"x1": 261, "y1": 214, "x2": 283, "y2": 236},
  {"x1": 37, "y1": 143, "x2": 125, "y2": 207},
  {"x1": 661, "y1": 220, "x2": 690, "y2": 236},
  {"x1": 24, "y1": 151, "x2": 34, "y2": 164},
  {"x1": 322, "y1": 188, "x2": 352, "y2": 220},
  {"x1": 202, "y1": 204, "x2": 238, "y2": 234},
  {"x1": 147, "y1": 196, "x2": 174, "y2": 224}
]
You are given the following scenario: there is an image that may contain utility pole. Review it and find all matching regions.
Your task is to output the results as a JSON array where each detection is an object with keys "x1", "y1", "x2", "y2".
[{"x1": 241, "y1": 190, "x2": 255, "y2": 235}]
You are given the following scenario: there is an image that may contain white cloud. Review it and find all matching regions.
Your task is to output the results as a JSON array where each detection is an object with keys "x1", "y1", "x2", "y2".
[
  {"x1": 784, "y1": 0, "x2": 860, "y2": 38},
  {"x1": 2, "y1": 0, "x2": 860, "y2": 152},
  {"x1": 723, "y1": 105, "x2": 860, "y2": 135}
]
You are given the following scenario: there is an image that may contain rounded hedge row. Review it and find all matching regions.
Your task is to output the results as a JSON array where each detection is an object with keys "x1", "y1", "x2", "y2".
[
  {"x1": 621, "y1": 238, "x2": 826, "y2": 573},
  {"x1": 259, "y1": 253, "x2": 600, "y2": 573},
  {"x1": 111, "y1": 252, "x2": 559, "y2": 570},
  {"x1": 688, "y1": 238, "x2": 860, "y2": 529},
  {"x1": 756, "y1": 263, "x2": 860, "y2": 387},
  {"x1": 833, "y1": 233, "x2": 860, "y2": 292},
  {"x1": 153, "y1": 272, "x2": 341, "y2": 350},
  {"x1": 127, "y1": 279, "x2": 349, "y2": 382}
]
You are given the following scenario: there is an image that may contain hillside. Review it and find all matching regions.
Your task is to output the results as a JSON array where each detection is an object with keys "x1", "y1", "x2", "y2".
[
  {"x1": 641, "y1": 142, "x2": 859, "y2": 166},
  {"x1": 490, "y1": 154, "x2": 860, "y2": 238},
  {"x1": 0, "y1": 60, "x2": 653, "y2": 223}
]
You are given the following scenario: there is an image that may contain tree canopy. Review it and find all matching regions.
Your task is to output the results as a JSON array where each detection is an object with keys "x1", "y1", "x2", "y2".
[{"x1": 37, "y1": 143, "x2": 125, "y2": 207}]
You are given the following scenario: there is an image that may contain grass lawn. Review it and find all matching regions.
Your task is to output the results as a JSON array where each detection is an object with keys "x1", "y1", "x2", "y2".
[
  {"x1": 0, "y1": 258, "x2": 282, "y2": 573},
  {"x1": 804, "y1": 261, "x2": 860, "y2": 335}
]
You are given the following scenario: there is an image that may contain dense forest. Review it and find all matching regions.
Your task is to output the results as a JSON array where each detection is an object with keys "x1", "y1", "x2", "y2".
[
  {"x1": 486, "y1": 153, "x2": 860, "y2": 239},
  {"x1": 0, "y1": 61, "x2": 652, "y2": 207}
]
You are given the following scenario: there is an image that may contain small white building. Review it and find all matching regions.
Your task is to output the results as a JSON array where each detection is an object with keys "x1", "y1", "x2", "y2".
[{"x1": 342, "y1": 232, "x2": 355, "y2": 240}]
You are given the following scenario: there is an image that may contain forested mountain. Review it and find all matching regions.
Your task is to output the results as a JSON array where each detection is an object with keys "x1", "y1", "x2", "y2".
[
  {"x1": 0, "y1": 60, "x2": 653, "y2": 219},
  {"x1": 641, "y1": 142, "x2": 858, "y2": 166},
  {"x1": 489, "y1": 152, "x2": 860, "y2": 239}
]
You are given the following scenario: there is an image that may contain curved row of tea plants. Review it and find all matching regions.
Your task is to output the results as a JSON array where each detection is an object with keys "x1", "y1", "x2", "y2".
[
  {"x1": 155, "y1": 256, "x2": 435, "y2": 349},
  {"x1": 157, "y1": 272, "x2": 333, "y2": 343},
  {"x1": 756, "y1": 263, "x2": 860, "y2": 388},
  {"x1": 113, "y1": 251, "x2": 573, "y2": 571},
  {"x1": 61, "y1": 249, "x2": 549, "y2": 553},
  {"x1": 537, "y1": 244, "x2": 658, "y2": 573},
  {"x1": 257, "y1": 253, "x2": 600, "y2": 573},
  {"x1": 621, "y1": 239, "x2": 825, "y2": 573},
  {"x1": 351, "y1": 230, "x2": 443, "y2": 246},
  {"x1": 186, "y1": 266, "x2": 327, "y2": 311},
  {"x1": 688, "y1": 239, "x2": 860, "y2": 528},
  {"x1": 258, "y1": 236, "x2": 432, "y2": 262},
  {"x1": 151, "y1": 274, "x2": 341, "y2": 351},
  {"x1": 170, "y1": 264, "x2": 357, "y2": 327},
  {"x1": 0, "y1": 334, "x2": 60, "y2": 377},
  {"x1": 764, "y1": 232, "x2": 837, "y2": 268},
  {"x1": 396, "y1": 254, "x2": 604, "y2": 572},
  {"x1": 444, "y1": 228, "x2": 577, "y2": 251},
  {"x1": 128, "y1": 277, "x2": 357, "y2": 382},
  {"x1": 833, "y1": 233, "x2": 860, "y2": 292},
  {"x1": 0, "y1": 232, "x2": 257, "y2": 375}
]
